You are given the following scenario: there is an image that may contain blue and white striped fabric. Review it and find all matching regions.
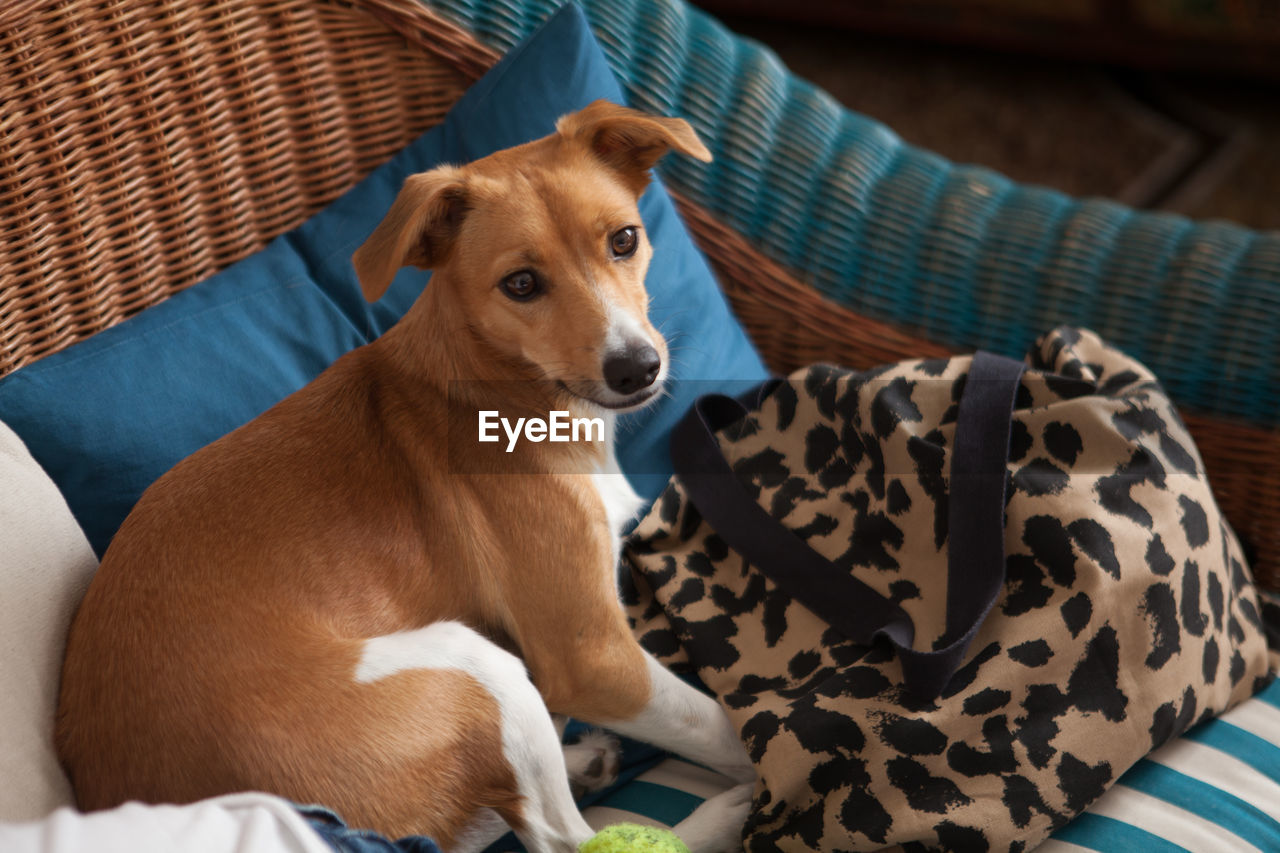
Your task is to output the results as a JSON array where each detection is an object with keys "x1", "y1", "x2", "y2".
[
  {"x1": 586, "y1": 678, "x2": 1280, "y2": 851},
  {"x1": 583, "y1": 758, "x2": 728, "y2": 832},
  {"x1": 1041, "y1": 677, "x2": 1280, "y2": 853}
]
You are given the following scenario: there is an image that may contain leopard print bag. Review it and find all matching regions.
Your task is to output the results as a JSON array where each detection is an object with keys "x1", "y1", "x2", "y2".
[{"x1": 622, "y1": 327, "x2": 1273, "y2": 852}]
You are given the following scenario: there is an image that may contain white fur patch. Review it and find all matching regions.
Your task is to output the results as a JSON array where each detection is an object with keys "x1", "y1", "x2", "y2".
[
  {"x1": 590, "y1": 422, "x2": 643, "y2": 539},
  {"x1": 673, "y1": 782, "x2": 755, "y2": 853},
  {"x1": 586, "y1": 655, "x2": 754, "y2": 852},
  {"x1": 587, "y1": 416, "x2": 644, "y2": 592},
  {"x1": 590, "y1": 471, "x2": 642, "y2": 538},
  {"x1": 602, "y1": 300, "x2": 652, "y2": 362},
  {"x1": 355, "y1": 623, "x2": 593, "y2": 852},
  {"x1": 602, "y1": 655, "x2": 755, "y2": 785},
  {"x1": 597, "y1": 300, "x2": 669, "y2": 405},
  {"x1": 563, "y1": 730, "x2": 621, "y2": 792}
]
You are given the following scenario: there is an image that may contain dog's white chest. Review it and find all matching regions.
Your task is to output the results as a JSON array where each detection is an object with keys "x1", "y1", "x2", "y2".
[
  {"x1": 588, "y1": 415, "x2": 644, "y2": 539},
  {"x1": 591, "y1": 464, "x2": 643, "y2": 539},
  {"x1": 592, "y1": 464, "x2": 641, "y2": 597}
]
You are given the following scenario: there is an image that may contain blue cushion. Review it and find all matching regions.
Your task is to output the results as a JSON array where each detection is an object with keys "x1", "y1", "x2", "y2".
[{"x1": 0, "y1": 3, "x2": 768, "y2": 557}]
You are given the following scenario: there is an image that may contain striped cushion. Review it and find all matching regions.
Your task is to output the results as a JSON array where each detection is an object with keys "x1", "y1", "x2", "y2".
[
  {"x1": 584, "y1": 678, "x2": 1280, "y2": 851},
  {"x1": 583, "y1": 759, "x2": 728, "y2": 832},
  {"x1": 1042, "y1": 677, "x2": 1280, "y2": 853}
]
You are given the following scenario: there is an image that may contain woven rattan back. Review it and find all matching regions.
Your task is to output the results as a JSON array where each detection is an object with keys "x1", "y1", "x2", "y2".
[{"x1": 0, "y1": 0, "x2": 482, "y2": 376}]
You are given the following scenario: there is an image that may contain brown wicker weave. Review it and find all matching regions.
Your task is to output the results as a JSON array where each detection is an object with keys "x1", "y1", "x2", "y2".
[
  {"x1": 2, "y1": 0, "x2": 1277, "y2": 590},
  {"x1": 0, "y1": 0, "x2": 471, "y2": 372}
]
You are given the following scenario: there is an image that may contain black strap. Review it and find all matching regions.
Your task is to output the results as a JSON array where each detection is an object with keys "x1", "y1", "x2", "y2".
[{"x1": 671, "y1": 352, "x2": 1025, "y2": 699}]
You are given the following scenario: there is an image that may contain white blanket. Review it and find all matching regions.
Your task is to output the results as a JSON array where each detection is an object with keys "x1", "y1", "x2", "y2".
[{"x1": 0, "y1": 794, "x2": 330, "y2": 853}]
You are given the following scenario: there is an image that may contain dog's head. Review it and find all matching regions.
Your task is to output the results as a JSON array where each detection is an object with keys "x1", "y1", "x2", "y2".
[{"x1": 352, "y1": 100, "x2": 711, "y2": 411}]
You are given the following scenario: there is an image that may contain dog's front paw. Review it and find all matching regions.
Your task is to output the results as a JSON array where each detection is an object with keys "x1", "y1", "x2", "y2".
[
  {"x1": 672, "y1": 782, "x2": 753, "y2": 853},
  {"x1": 564, "y1": 730, "x2": 622, "y2": 798}
]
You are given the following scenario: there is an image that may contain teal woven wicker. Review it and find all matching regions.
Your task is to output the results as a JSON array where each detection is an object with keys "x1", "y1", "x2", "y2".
[{"x1": 426, "y1": 0, "x2": 1280, "y2": 428}]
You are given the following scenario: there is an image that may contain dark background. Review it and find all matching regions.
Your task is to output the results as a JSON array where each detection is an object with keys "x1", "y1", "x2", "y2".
[{"x1": 694, "y1": 1, "x2": 1280, "y2": 231}]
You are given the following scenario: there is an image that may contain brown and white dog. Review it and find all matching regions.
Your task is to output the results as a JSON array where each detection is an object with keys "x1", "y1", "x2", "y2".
[{"x1": 54, "y1": 101, "x2": 755, "y2": 853}]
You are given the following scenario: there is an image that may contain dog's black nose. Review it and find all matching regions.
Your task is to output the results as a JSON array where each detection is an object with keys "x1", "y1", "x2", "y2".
[{"x1": 603, "y1": 346, "x2": 661, "y2": 395}]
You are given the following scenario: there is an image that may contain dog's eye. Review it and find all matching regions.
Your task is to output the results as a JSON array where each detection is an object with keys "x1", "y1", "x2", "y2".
[
  {"x1": 501, "y1": 270, "x2": 541, "y2": 301},
  {"x1": 609, "y1": 226, "x2": 638, "y2": 259}
]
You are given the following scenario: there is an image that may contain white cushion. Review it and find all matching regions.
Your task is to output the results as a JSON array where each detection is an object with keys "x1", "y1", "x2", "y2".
[
  {"x1": 0, "y1": 793, "x2": 331, "y2": 853},
  {"x1": 0, "y1": 419, "x2": 97, "y2": 821}
]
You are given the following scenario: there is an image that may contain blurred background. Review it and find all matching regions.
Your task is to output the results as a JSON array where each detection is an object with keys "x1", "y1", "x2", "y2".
[{"x1": 691, "y1": 0, "x2": 1280, "y2": 230}]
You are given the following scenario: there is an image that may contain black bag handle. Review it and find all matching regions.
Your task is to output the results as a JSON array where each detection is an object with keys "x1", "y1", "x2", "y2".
[{"x1": 670, "y1": 352, "x2": 1025, "y2": 700}]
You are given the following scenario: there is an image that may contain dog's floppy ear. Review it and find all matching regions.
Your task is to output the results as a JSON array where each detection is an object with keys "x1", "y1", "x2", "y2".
[
  {"x1": 352, "y1": 166, "x2": 468, "y2": 302},
  {"x1": 557, "y1": 100, "x2": 712, "y2": 195}
]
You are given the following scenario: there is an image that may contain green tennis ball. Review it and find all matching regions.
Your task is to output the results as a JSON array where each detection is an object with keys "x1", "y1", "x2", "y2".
[{"x1": 578, "y1": 822, "x2": 691, "y2": 853}]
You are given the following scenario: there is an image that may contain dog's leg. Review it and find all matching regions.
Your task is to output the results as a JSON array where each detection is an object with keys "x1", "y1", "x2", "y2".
[
  {"x1": 592, "y1": 655, "x2": 754, "y2": 853},
  {"x1": 601, "y1": 654, "x2": 754, "y2": 784},
  {"x1": 447, "y1": 733, "x2": 620, "y2": 853},
  {"x1": 517, "y1": 600, "x2": 753, "y2": 853},
  {"x1": 538, "y1": 647, "x2": 754, "y2": 853},
  {"x1": 671, "y1": 783, "x2": 755, "y2": 853},
  {"x1": 356, "y1": 622, "x2": 593, "y2": 853}
]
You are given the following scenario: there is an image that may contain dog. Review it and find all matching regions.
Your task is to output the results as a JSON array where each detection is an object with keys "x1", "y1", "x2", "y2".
[{"x1": 55, "y1": 100, "x2": 756, "y2": 853}]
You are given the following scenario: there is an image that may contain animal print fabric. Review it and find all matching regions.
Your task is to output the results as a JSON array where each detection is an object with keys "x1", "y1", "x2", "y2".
[{"x1": 622, "y1": 328, "x2": 1272, "y2": 852}]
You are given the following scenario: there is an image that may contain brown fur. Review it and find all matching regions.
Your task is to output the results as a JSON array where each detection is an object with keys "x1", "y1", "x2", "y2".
[{"x1": 55, "y1": 100, "x2": 711, "y2": 843}]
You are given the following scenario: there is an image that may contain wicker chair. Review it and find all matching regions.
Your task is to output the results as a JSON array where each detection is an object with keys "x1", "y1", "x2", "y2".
[{"x1": 2, "y1": 0, "x2": 1278, "y2": 600}]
